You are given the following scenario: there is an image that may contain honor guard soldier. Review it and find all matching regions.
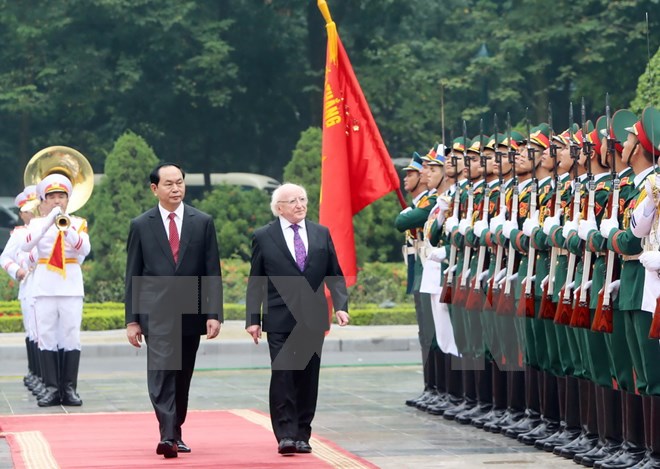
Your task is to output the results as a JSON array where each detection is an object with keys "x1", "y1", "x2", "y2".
[
  {"x1": 0, "y1": 187, "x2": 39, "y2": 391},
  {"x1": 21, "y1": 173, "x2": 91, "y2": 407},
  {"x1": 598, "y1": 106, "x2": 660, "y2": 469},
  {"x1": 396, "y1": 151, "x2": 437, "y2": 408}
]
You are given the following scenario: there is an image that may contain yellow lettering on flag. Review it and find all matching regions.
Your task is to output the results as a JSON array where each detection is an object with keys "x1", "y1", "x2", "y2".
[{"x1": 323, "y1": 83, "x2": 342, "y2": 128}]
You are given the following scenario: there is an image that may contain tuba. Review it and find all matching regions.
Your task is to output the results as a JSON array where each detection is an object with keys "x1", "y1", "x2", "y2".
[{"x1": 23, "y1": 146, "x2": 94, "y2": 218}]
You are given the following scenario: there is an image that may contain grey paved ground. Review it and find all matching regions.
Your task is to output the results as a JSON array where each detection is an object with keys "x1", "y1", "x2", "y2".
[{"x1": 0, "y1": 323, "x2": 575, "y2": 468}]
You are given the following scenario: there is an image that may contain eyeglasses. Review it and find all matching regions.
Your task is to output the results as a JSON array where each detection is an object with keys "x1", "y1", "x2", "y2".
[{"x1": 278, "y1": 196, "x2": 308, "y2": 206}]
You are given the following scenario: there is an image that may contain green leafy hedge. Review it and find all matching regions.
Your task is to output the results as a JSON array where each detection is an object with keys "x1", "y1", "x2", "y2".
[{"x1": 0, "y1": 301, "x2": 415, "y2": 333}]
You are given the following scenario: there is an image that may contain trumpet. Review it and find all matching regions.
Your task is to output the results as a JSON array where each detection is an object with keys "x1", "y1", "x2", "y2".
[{"x1": 55, "y1": 213, "x2": 71, "y2": 231}]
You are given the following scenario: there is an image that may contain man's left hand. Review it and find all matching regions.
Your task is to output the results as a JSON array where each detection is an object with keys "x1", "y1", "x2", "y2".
[
  {"x1": 206, "y1": 319, "x2": 221, "y2": 339},
  {"x1": 335, "y1": 310, "x2": 350, "y2": 326}
]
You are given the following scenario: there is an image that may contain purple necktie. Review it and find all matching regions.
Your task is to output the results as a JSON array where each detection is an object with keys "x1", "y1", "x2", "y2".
[{"x1": 290, "y1": 224, "x2": 307, "y2": 271}]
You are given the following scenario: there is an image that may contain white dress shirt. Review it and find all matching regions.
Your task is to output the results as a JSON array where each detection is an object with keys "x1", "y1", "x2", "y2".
[{"x1": 158, "y1": 203, "x2": 184, "y2": 239}]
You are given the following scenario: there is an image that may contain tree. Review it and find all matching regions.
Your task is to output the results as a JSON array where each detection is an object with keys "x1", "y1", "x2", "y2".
[
  {"x1": 80, "y1": 131, "x2": 159, "y2": 301},
  {"x1": 194, "y1": 185, "x2": 271, "y2": 261},
  {"x1": 282, "y1": 127, "x2": 322, "y2": 221},
  {"x1": 630, "y1": 46, "x2": 660, "y2": 115}
]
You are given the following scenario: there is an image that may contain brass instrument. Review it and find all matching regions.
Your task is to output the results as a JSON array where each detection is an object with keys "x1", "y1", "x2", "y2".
[
  {"x1": 55, "y1": 213, "x2": 71, "y2": 231},
  {"x1": 23, "y1": 146, "x2": 94, "y2": 215}
]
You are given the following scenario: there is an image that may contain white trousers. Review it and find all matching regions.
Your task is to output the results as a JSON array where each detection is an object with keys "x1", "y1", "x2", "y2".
[
  {"x1": 20, "y1": 298, "x2": 38, "y2": 341},
  {"x1": 34, "y1": 296, "x2": 83, "y2": 351}
]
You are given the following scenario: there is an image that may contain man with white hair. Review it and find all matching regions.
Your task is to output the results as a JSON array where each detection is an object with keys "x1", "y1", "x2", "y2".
[
  {"x1": 246, "y1": 182, "x2": 349, "y2": 456},
  {"x1": 21, "y1": 173, "x2": 91, "y2": 407}
]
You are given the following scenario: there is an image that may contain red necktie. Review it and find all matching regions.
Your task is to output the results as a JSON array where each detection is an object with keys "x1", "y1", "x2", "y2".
[{"x1": 168, "y1": 212, "x2": 179, "y2": 262}]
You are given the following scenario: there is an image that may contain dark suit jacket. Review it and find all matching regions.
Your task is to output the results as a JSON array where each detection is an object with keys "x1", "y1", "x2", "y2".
[
  {"x1": 124, "y1": 204, "x2": 223, "y2": 336},
  {"x1": 245, "y1": 219, "x2": 348, "y2": 333}
]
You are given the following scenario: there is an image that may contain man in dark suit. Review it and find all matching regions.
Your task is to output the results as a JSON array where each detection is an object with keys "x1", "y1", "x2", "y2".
[
  {"x1": 246, "y1": 182, "x2": 350, "y2": 456},
  {"x1": 125, "y1": 163, "x2": 222, "y2": 459}
]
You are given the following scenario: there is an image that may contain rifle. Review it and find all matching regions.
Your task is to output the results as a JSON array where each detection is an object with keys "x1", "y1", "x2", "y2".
[
  {"x1": 497, "y1": 113, "x2": 518, "y2": 316},
  {"x1": 592, "y1": 94, "x2": 617, "y2": 333},
  {"x1": 487, "y1": 116, "x2": 505, "y2": 311},
  {"x1": 440, "y1": 131, "x2": 462, "y2": 304},
  {"x1": 540, "y1": 103, "x2": 561, "y2": 319},
  {"x1": 521, "y1": 108, "x2": 538, "y2": 318},
  {"x1": 455, "y1": 120, "x2": 474, "y2": 308},
  {"x1": 569, "y1": 99, "x2": 594, "y2": 328},
  {"x1": 555, "y1": 102, "x2": 581, "y2": 325},
  {"x1": 466, "y1": 120, "x2": 490, "y2": 312}
]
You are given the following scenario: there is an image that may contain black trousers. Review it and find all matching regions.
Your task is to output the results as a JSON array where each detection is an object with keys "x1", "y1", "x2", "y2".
[
  {"x1": 267, "y1": 328, "x2": 325, "y2": 443},
  {"x1": 145, "y1": 334, "x2": 200, "y2": 441}
]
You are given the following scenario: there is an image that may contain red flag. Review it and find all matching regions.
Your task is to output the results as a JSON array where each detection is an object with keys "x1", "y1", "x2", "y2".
[{"x1": 318, "y1": 19, "x2": 400, "y2": 287}]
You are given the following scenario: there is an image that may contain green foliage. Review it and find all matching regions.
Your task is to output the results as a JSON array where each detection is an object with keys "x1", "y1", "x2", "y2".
[
  {"x1": 631, "y1": 46, "x2": 660, "y2": 115},
  {"x1": 79, "y1": 132, "x2": 159, "y2": 302},
  {"x1": 282, "y1": 127, "x2": 322, "y2": 222},
  {"x1": 0, "y1": 302, "x2": 416, "y2": 332},
  {"x1": 194, "y1": 185, "x2": 272, "y2": 261}
]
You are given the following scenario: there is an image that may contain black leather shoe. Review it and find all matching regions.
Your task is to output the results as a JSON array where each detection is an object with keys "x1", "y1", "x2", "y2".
[
  {"x1": 176, "y1": 440, "x2": 191, "y2": 453},
  {"x1": 156, "y1": 440, "x2": 178, "y2": 458},
  {"x1": 296, "y1": 441, "x2": 312, "y2": 453},
  {"x1": 278, "y1": 438, "x2": 296, "y2": 455}
]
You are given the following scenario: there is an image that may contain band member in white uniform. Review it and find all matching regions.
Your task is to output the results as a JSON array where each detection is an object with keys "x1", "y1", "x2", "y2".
[{"x1": 20, "y1": 174, "x2": 91, "y2": 407}]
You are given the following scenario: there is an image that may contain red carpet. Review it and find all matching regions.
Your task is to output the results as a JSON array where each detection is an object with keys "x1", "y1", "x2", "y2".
[{"x1": 0, "y1": 409, "x2": 378, "y2": 468}]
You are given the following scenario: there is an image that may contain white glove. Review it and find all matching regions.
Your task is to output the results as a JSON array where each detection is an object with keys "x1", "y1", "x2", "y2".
[
  {"x1": 399, "y1": 207, "x2": 412, "y2": 215},
  {"x1": 436, "y1": 197, "x2": 449, "y2": 213},
  {"x1": 502, "y1": 220, "x2": 517, "y2": 239},
  {"x1": 543, "y1": 214, "x2": 560, "y2": 236},
  {"x1": 46, "y1": 206, "x2": 61, "y2": 226},
  {"x1": 458, "y1": 218, "x2": 471, "y2": 236},
  {"x1": 489, "y1": 213, "x2": 505, "y2": 235},
  {"x1": 599, "y1": 216, "x2": 618, "y2": 238},
  {"x1": 445, "y1": 216, "x2": 458, "y2": 233},
  {"x1": 582, "y1": 280, "x2": 592, "y2": 292},
  {"x1": 521, "y1": 275, "x2": 536, "y2": 288},
  {"x1": 607, "y1": 279, "x2": 621, "y2": 301},
  {"x1": 449, "y1": 264, "x2": 458, "y2": 273},
  {"x1": 566, "y1": 281, "x2": 575, "y2": 292},
  {"x1": 65, "y1": 226, "x2": 81, "y2": 248},
  {"x1": 494, "y1": 268, "x2": 507, "y2": 283},
  {"x1": 562, "y1": 220, "x2": 577, "y2": 238},
  {"x1": 478, "y1": 269, "x2": 490, "y2": 283},
  {"x1": 507, "y1": 272, "x2": 519, "y2": 283},
  {"x1": 541, "y1": 275, "x2": 549, "y2": 289},
  {"x1": 428, "y1": 247, "x2": 447, "y2": 263},
  {"x1": 577, "y1": 218, "x2": 597, "y2": 241},
  {"x1": 640, "y1": 251, "x2": 660, "y2": 272},
  {"x1": 473, "y1": 219, "x2": 488, "y2": 237},
  {"x1": 522, "y1": 210, "x2": 540, "y2": 237}
]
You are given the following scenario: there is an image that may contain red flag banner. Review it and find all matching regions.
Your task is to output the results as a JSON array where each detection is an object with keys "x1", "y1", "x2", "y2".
[{"x1": 318, "y1": 5, "x2": 400, "y2": 287}]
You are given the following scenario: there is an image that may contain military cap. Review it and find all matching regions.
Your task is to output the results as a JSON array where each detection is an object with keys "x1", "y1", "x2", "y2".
[
  {"x1": 587, "y1": 115, "x2": 607, "y2": 156},
  {"x1": 498, "y1": 130, "x2": 524, "y2": 150},
  {"x1": 603, "y1": 109, "x2": 637, "y2": 154},
  {"x1": 451, "y1": 136, "x2": 471, "y2": 153},
  {"x1": 37, "y1": 174, "x2": 72, "y2": 200},
  {"x1": 527, "y1": 123, "x2": 551, "y2": 149},
  {"x1": 484, "y1": 133, "x2": 507, "y2": 151},
  {"x1": 626, "y1": 106, "x2": 660, "y2": 157},
  {"x1": 467, "y1": 135, "x2": 489, "y2": 154},
  {"x1": 402, "y1": 151, "x2": 424, "y2": 172},
  {"x1": 421, "y1": 145, "x2": 445, "y2": 166}
]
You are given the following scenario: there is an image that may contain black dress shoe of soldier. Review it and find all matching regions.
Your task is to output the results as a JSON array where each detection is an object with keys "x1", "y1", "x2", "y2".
[
  {"x1": 595, "y1": 440, "x2": 646, "y2": 469},
  {"x1": 557, "y1": 432, "x2": 598, "y2": 459},
  {"x1": 456, "y1": 402, "x2": 492, "y2": 425},
  {"x1": 576, "y1": 439, "x2": 621, "y2": 467},
  {"x1": 518, "y1": 419, "x2": 560, "y2": 445},
  {"x1": 502, "y1": 410, "x2": 541, "y2": 439},
  {"x1": 484, "y1": 408, "x2": 524, "y2": 433},
  {"x1": 536, "y1": 426, "x2": 581, "y2": 452},
  {"x1": 443, "y1": 397, "x2": 476, "y2": 421}
]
